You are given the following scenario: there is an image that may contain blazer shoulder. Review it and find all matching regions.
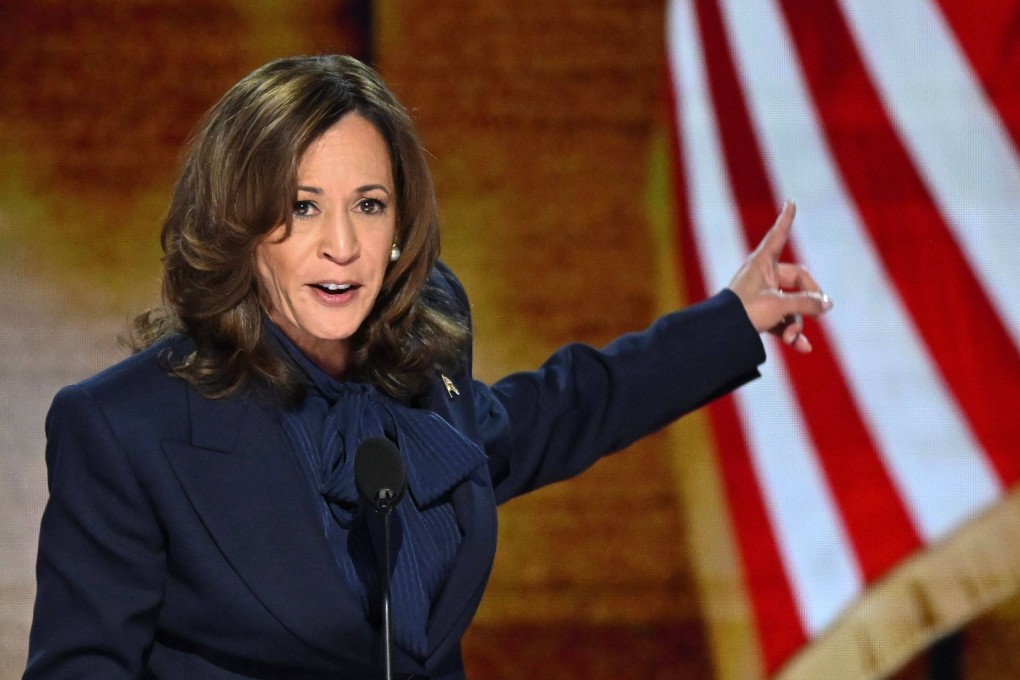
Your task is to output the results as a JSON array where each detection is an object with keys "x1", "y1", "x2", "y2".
[
  {"x1": 428, "y1": 261, "x2": 471, "y2": 317},
  {"x1": 74, "y1": 334, "x2": 190, "y2": 402},
  {"x1": 49, "y1": 335, "x2": 194, "y2": 446}
]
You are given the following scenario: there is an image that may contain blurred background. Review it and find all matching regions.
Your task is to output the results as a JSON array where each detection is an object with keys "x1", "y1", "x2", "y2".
[{"x1": 1, "y1": 1, "x2": 1018, "y2": 679}]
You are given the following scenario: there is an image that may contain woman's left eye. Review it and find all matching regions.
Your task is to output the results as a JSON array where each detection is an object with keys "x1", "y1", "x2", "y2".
[{"x1": 355, "y1": 198, "x2": 386, "y2": 215}]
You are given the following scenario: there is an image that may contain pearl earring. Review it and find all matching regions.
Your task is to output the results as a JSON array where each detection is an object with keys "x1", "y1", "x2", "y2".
[{"x1": 390, "y1": 243, "x2": 402, "y2": 262}]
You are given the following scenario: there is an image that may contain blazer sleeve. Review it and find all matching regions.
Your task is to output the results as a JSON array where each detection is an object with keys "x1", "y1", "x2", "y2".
[
  {"x1": 25, "y1": 384, "x2": 166, "y2": 679},
  {"x1": 474, "y1": 289, "x2": 767, "y2": 504}
]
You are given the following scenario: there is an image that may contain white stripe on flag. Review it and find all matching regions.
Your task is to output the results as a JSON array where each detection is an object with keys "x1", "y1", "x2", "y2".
[
  {"x1": 838, "y1": 0, "x2": 1020, "y2": 348},
  {"x1": 667, "y1": 0, "x2": 862, "y2": 636},
  {"x1": 717, "y1": 0, "x2": 1002, "y2": 542}
]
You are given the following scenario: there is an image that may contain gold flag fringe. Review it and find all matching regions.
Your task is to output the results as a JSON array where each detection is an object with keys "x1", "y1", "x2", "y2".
[{"x1": 776, "y1": 487, "x2": 1020, "y2": 680}]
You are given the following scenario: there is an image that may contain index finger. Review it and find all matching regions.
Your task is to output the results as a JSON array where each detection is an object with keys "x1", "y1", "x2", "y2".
[{"x1": 754, "y1": 200, "x2": 796, "y2": 260}]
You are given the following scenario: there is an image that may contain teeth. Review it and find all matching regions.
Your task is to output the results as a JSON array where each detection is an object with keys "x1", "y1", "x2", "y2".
[{"x1": 320, "y1": 283, "x2": 352, "y2": 292}]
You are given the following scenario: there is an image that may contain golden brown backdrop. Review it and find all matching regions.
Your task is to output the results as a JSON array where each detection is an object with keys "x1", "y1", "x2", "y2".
[{"x1": 1, "y1": 2, "x2": 1018, "y2": 679}]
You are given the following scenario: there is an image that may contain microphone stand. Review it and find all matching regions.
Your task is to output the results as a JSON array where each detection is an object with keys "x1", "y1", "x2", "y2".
[
  {"x1": 377, "y1": 489, "x2": 396, "y2": 680},
  {"x1": 354, "y1": 437, "x2": 406, "y2": 680}
]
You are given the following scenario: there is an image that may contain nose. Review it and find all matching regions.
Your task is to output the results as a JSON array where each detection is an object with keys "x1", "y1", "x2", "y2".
[{"x1": 318, "y1": 212, "x2": 359, "y2": 264}]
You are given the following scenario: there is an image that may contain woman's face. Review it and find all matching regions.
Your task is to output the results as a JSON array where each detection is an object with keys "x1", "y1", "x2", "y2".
[{"x1": 255, "y1": 113, "x2": 397, "y2": 375}]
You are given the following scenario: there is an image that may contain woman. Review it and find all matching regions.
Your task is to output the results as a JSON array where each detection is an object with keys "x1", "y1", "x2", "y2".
[{"x1": 25, "y1": 54, "x2": 830, "y2": 679}]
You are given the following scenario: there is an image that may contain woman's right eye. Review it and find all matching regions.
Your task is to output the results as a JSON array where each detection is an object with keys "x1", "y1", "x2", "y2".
[{"x1": 292, "y1": 200, "x2": 319, "y2": 219}]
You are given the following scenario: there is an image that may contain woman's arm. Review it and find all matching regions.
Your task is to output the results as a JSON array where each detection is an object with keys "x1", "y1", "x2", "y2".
[{"x1": 477, "y1": 289, "x2": 765, "y2": 504}]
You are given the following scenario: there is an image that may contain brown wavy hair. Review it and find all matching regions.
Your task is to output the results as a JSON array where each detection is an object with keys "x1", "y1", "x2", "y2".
[{"x1": 131, "y1": 54, "x2": 467, "y2": 401}]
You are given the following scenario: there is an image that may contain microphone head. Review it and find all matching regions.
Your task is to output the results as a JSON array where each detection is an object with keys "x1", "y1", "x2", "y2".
[{"x1": 354, "y1": 437, "x2": 406, "y2": 512}]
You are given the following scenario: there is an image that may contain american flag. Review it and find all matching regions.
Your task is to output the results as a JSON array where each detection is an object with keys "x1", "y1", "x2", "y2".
[{"x1": 664, "y1": 1, "x2": 1020, "y2": 677}]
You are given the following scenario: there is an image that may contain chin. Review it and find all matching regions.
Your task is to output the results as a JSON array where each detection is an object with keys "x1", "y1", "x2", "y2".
[
  {"x1": 302, "y1": 315, "x2": 361, "y2": 339},
  {"x1": 304, "y1": 325, "x2": 356, "y2": 342}
]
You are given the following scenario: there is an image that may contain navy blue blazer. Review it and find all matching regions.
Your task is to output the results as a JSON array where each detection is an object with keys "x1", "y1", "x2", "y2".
[{"x1": 25, "y1": 267, "x2": 765, "y2": 679}]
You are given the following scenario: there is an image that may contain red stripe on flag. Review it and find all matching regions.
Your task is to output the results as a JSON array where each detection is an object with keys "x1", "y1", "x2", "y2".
[
  {"x1": 933, "y1": 0, "x2": 1020, "y2": 155},
  {"x1": 663, "y1": 56, "x2": 806, "y2": 675},
  {"x1": 780, "y1": 0, "x2": 1020, "y2": 486},
  {"x1": 696, "y1": 0, "x2": 924, "y2": 582},
  {"x1": 712, "y1": 396, "x2": 807, "y2": 673}
]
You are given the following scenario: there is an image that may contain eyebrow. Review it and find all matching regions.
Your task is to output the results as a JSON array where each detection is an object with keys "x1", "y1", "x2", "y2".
[{"x1": 296, "y1": 184, "x2": 391, "y2": 195}]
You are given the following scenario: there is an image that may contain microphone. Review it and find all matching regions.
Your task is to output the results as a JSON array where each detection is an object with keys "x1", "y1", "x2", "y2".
[
  {"x1": 354, "y1": 437, "x2": 406, "y2": 680},
  {"x1": 355, "y1": 436, "x2": 406, "y2": 512}
]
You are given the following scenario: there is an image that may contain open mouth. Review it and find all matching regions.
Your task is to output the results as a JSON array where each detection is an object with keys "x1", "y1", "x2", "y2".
[{"x1": 311, "y1": 282, "x2": 359, "y2": 295}]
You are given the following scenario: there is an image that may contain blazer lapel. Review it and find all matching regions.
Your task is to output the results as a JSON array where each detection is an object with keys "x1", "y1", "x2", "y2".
[
  {"x1": 414, "y1": 373, "x2": 500, "y2": 664},
  {"x1": 426, "y1": 471, "x2": 497, "y2": 661},
  {"x1": 161, "y1": 389, "x2": 378, "y2": 667}
]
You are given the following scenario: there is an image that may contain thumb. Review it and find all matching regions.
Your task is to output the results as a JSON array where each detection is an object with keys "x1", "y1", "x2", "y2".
[{"x1": 775, "y1": 290, "x2": 833, "y2": 321}]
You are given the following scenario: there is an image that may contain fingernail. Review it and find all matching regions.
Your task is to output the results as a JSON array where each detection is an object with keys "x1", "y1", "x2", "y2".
[{"x1": 809, "y1": 291, "x2": 833, "y2": 310}]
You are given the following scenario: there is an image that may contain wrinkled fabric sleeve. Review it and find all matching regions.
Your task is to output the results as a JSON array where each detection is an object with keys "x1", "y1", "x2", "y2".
[
  {"x1": 24, "y1": 384, "x2": 166, "y2": 679},
  {"x1": 473, "y1": 289, "x2": 766, "y2": 505}
]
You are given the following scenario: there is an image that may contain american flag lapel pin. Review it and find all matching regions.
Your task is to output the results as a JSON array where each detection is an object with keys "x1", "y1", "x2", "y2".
[{"x1": 441, "y1": 374, "x2": 460, "y2": 399}]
